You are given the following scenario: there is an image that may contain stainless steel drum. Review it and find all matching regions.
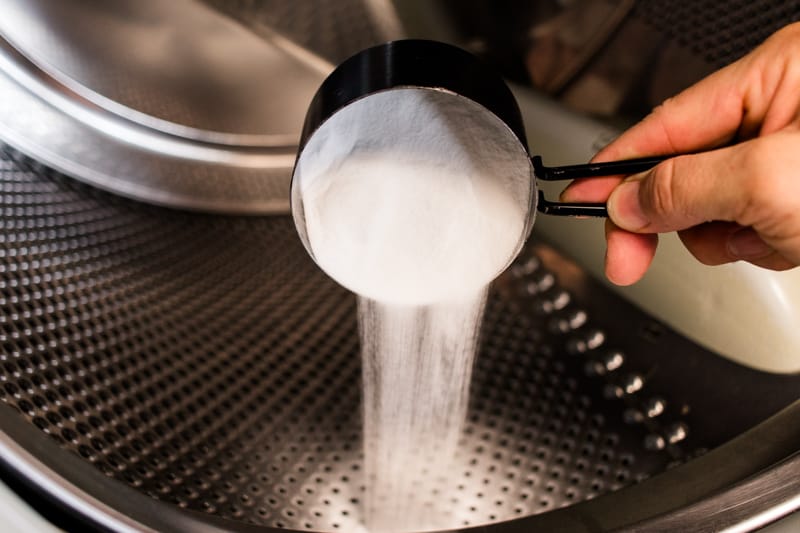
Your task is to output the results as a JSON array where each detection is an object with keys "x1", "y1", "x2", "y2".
[
  {"x1": 0, "y1": 1, "x2": 798, "y2": 532},
  {"x1": 0, "y1": 146, "x2": 798, "y2": 532}
]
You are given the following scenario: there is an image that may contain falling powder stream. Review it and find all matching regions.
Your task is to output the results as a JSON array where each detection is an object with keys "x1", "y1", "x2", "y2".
[
  {"x1": 292, "y1": 88, "x2": 532, "y2": 531},
  {"x1": 359, "y1": 292, "x2": 486, "y2": 531}
]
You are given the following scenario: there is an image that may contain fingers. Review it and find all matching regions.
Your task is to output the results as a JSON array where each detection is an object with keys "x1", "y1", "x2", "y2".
[
  {"x1": 604, "y1": 220, "x2": 658, "y2": 286},
  {"x1": 607, "y1": 218, "x2": 793, "y2": 286},
  {"x1": 660, "y1": 221, "x2": 792, "y2": 269},
  {"x1": 559, "y1": 176, "x2": 620, "y2": 203},
  {"x1": 607, "y1": 220, "x2": 793, "y2": 286},
  {"x1": 742, "y1": 252, "x2": 796, "y2": 271},
  {"x1": 605, "y1": 132, "x2": 800, "y2": 276},
  {"x1": 676, "y1": 222, "x2": 772, "y2": 265},
  {"x1": 601, "y1": 130, "x2": 800, "y2": 282},
  {"x1": 725, "y1": 227, "x2": 794, "y2": 270},
  {"x1": 559, "y1": 61, "x2": 754, "y2": 205},
  {"x1": 595, "y1": 64, "x2": 745, "y2": 162},
  {"x1": 566, "y1": 134, "x2": 789, "y2": 286},
  {"x1": 559, "y1": 59, "x2": 752, "y2": 204},
  {"x1": 559, "y1": 40, "x2": 773, "y2": 205},
  {"x1": 607, "y1": 132, "x2": 800, "y2": 238},
  {"x1": 562, "y1": 23, "x2": 800, "y2": 285}
]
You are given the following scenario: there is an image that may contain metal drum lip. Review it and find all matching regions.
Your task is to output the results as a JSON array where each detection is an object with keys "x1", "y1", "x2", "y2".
[
  {"x1": 0, "y1": 394, "x2": 797, "y2": 532},
  {"x1": 629, "y1": 451, "x2": 800, "y2": 532},
  {"x1": 0, "y1": 36, "x2": 296, "y2": 215},
  {"x1": 0, "y1": 35, "x2": 301, "y2": 162},
  {"x1": 0, "y1": 40, "x2": 299, "y2": 149}
]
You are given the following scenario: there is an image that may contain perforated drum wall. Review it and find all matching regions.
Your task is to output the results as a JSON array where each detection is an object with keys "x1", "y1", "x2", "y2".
[
  {"x1": 0, "y1": 148, "x2": 680, "y2": 529},
  {"x1": 634, "y1": 0, "x2": 800, "y2": 66},
  {"x1": 1, "y1": 147, "x2": 799, "y2": 531}
]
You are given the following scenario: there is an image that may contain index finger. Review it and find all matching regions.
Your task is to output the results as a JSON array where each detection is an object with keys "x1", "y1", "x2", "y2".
[
  {"x1": 594, "y1": 60, "x2": 747, "y2": 163},
  {"x1": 563, "y1": 56, "x2": 750, "y2": 204}
]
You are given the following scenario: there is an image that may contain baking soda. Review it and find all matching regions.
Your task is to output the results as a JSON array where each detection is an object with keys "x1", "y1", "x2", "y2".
[{"x1": 293, "y1": 88, "x2": 531, "y2": 531}]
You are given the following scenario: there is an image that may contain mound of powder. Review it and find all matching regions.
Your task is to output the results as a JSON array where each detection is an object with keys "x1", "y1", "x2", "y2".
[{"x1": 292, "y1": 88, "x2": 533, "y2": 305}]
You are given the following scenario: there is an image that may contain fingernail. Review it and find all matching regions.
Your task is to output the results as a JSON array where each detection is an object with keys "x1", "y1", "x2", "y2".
[
  {"x1": 727, "y1": 228, "x2": 772, "y2": 259},
  {"x1": 607, "y1": 179, "x2": 649, "y2": 231}
]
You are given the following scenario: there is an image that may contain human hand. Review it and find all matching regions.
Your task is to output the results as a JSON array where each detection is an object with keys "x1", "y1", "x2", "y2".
[{"x1": 561, "y1": 22, "x2": 800, "y2": 285}]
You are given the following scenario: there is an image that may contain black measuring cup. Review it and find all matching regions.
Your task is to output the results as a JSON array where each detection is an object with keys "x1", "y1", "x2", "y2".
[{"x1": 290, "y1": 40, "x2": 665, "y2": 300}]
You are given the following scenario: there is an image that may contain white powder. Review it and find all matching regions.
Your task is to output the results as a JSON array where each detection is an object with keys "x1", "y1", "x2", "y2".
[
  {"x1": 293, "y1": 88, "x2": 532, "y2": 532},
  {"x1": 293, "y1": 89, "x2": 533, "y2": 306},
  {"x1": 359, "y1": 294, "x2": 485, "y2": 531}
]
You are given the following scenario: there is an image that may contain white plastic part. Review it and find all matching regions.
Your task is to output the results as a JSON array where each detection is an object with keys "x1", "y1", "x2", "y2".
[
  {"x1": 0, "y1": 480, "x2": 60, "y2": 532},
  {"x1": 512, "y1": 84, "x2": 800, "y2": 374}
]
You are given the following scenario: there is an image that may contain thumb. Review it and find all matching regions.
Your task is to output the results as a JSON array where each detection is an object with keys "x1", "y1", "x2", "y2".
[
  {"x1": 605, "y1": 133, "x2": 800, "y2": 271},
  {"x1": 606, "y1": 140, "x2": 760, "y2": 234}
]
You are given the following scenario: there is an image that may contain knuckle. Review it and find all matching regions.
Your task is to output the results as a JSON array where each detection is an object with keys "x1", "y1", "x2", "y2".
[
  {"x1": 768, "y1": 21, "x2": 800, "y2": 46},
  {"x1": 755, "y1": 22, "x2": 800, "y2": 60}
]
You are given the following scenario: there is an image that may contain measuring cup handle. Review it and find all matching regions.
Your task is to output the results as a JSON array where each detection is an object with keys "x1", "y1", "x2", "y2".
[{"x1": 532, "y1": 155, "x2": 669, "y2": 217}]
